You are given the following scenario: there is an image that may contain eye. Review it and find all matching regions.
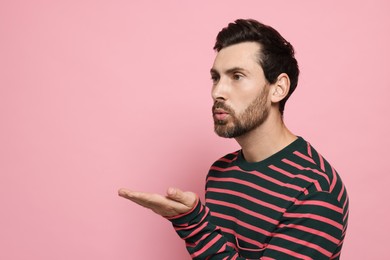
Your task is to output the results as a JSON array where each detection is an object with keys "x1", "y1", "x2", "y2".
[
  {"x1": 211, "y1": 74, "x2": 220, "y2": 84},
  {"x1": 232, "y1": 73, "x2": 244, "y2": 81}
]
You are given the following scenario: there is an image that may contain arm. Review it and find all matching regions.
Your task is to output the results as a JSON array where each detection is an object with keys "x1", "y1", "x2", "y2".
[
  {"x1": 118, "y1": 188, "x2": 346, "y2": 259},
  {"x1": 118, "y1": 187, "x2": 236, "y2": 259}
]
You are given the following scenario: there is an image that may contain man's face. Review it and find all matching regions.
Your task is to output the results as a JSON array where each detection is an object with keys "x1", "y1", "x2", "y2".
[{"x1": 210, "y1": 42, "x2": 270, "y2": 138}]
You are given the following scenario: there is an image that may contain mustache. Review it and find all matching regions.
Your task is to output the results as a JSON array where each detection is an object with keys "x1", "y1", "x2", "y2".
[{"x1": 212, "y1": 101, "x2": 234, "y2": 114}]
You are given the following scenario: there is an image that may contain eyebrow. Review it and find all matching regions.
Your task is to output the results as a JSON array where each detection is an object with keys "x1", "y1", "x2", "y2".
[{"x1": 210, "y1": 67, "x2": 248, "y2": 75}]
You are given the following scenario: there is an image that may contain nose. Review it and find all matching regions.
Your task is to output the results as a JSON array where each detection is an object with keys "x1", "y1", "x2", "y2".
[{"x1": 211, "y1": 78, "x2": 228, "y2": 102}]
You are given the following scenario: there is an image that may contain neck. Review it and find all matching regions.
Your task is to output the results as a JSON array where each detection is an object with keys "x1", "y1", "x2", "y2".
[{"x1": 234, "y1": 109, "x2": 297, "y2": 163}]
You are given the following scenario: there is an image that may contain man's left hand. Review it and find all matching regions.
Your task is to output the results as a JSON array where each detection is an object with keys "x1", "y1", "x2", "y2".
[{"x1": 118, "y1": 187, "x2": 197, "y2": 217}]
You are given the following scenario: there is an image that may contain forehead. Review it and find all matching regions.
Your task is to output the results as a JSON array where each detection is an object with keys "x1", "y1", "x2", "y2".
[{"x1": 212, "y1": 42, "x2": 262, "y2": 72}]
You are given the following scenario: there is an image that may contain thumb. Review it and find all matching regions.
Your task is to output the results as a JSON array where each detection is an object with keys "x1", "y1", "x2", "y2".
[{"x1": 166, "y1": 187, "x2": 197, "y2": 208}]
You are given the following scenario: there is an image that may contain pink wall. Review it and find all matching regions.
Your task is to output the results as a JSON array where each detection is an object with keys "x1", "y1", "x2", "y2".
[{"x1": 1, "y1": 0, "x2": 389, "y2": 259}]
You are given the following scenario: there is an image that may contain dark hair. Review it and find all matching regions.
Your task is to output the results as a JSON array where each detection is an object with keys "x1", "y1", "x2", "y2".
[{"x1": 214, "y1": 19, "x2": 299, "y2": 115}]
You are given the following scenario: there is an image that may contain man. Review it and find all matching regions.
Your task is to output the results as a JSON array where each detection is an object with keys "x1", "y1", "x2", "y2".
[{"x1": 119, "y1": 19, "x2": 349, "y2": 259}]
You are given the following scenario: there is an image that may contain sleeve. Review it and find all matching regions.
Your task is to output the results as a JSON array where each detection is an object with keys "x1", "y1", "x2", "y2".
[
  {"x1": 260, "y1": 191, "x2": 345, "y2": 259},
  {"x1": 167, "y1": 191, "x2": 345, "y2": 260},
  {"x1": 166, "y1": 198, "x2": 240, "y2": 259}
]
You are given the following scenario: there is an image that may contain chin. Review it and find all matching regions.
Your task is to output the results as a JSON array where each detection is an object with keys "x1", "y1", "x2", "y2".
[{"x1": 214, "y1": 127, "x2": 235, "y2": 139}]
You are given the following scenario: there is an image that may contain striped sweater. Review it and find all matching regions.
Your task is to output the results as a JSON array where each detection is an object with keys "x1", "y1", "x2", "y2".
[{"x1": 168, "y1": 137, "x2": 349, "y2": 259}]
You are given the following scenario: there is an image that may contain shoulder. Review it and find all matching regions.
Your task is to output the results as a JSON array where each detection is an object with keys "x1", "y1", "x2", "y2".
[{"x1": 281, "y1": 137, "x2": 344, "y2": 195}]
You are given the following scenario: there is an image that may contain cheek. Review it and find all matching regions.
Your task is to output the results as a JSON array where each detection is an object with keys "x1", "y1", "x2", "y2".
[
  {"x1": 229, "y1": 83, "x2": 267, "y2": 113},
  {"x1": 233, "y1": 99, "x2": 252, "y2": 116}
]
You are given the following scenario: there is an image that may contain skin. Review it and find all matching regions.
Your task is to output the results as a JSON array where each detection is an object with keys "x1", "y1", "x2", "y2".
[
  {"x1": 118, "y1": 42, "x2": 297, "y2": 217},
  {"x1": 211, "y1": 42, "x2": 270, "y2": 139}
]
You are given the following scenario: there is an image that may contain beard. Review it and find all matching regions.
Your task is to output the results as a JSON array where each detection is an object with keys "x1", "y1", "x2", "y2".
[{"x1": 212, "y1": 88, "x2": 270, "y2": 138}]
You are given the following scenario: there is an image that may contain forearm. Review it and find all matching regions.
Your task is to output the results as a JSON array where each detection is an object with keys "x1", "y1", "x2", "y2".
[{"x1": 167, "y1": 198, "x2": 241, "y2": 259}]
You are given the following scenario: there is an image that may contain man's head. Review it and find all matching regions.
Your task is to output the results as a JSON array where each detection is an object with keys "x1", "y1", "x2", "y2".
[
  {"x1": 211, "y1": 19, "x2": 299, "y2": 138},
  {"x1": 214, "y1": 19, "x2": 299, "y2": 115}
]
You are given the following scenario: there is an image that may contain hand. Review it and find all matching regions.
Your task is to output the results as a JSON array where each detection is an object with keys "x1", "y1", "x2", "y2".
[{"x1": 118, "y1": 187, "x2": 198, "y2": 217}]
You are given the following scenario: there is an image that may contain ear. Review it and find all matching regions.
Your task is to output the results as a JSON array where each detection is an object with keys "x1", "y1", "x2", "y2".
[{"x1": 270, "y1": 73, "x2": 290, "y2": 103}]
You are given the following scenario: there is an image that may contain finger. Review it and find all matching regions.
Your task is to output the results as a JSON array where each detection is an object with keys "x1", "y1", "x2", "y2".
[
  {"x1": 118, "y1": 188, "x2": 190, "y2": 216},
  {"x1": 118, "y1": 189, "x2": 151, "y2": 207},
  {"x1": 166, "y1": 187, "x2": 183, "y2": 201},
  {"x1": 118, "y1": 188, "x2": 154, "y2": 204},
  {"x1": 119, "y1": 189, "x2": 161, "y2": 210},
  {"x1": 118, "y1": 188, "x2": 137, "y2": 199}
]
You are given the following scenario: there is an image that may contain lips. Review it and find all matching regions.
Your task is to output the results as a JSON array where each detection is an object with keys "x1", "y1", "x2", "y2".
[{"x1": 213, "y1": 108, "x2": 229, "y2": 121}]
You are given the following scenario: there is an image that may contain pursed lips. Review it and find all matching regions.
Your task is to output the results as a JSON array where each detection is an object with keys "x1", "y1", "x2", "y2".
[{"x1": 213, "y1": 108, "x2": 229, "y2": 120}]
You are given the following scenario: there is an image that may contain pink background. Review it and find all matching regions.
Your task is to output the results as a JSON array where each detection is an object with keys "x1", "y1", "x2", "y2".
[{"x1": 1, "y1": 0, "x2": 389, "y2": 259}]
